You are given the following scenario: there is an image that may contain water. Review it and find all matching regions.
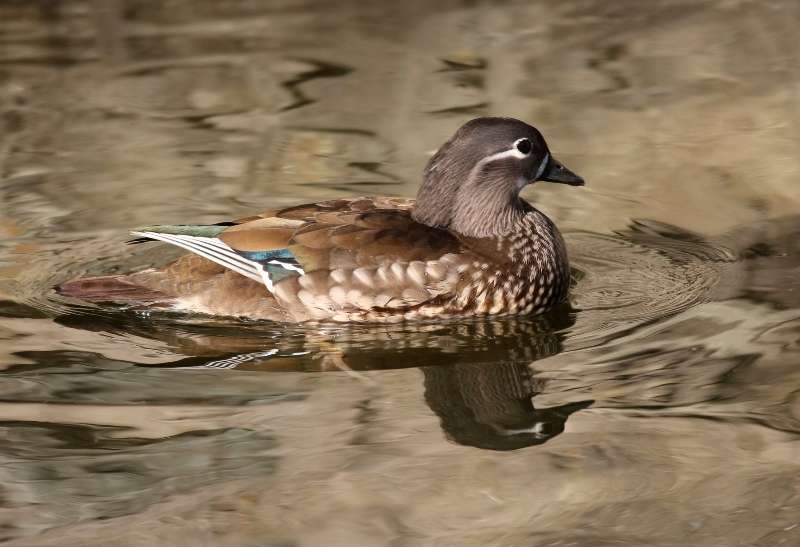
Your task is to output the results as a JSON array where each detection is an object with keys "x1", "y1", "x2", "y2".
[{"x1": 2, "y1": 1, "x2": 800, "y2": 545}]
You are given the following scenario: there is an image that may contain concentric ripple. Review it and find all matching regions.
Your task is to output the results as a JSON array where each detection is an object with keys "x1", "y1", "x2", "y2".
[{"x1": 566, "y1": 220, "x2": 738, "y2": 349}]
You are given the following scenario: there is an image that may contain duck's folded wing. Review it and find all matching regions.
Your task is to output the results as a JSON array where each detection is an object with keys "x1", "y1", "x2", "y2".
[
  {"x1": 131, "y1": 216, "x2": 306, "y2": 292},
  {"x1": 221, "y1": 198, "x2": 457, "y2": 267},
  {"x1": 133, "y1": 197, "x2": 470, "y2": 316},
  {"x1": 129, "y1": 231, "x2": 266, "y2": 283}
]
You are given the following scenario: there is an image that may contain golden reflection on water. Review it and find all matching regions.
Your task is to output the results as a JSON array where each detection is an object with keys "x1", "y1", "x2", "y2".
[{"x1": 1, "y1": 0, "x2": 800, "y2": 545}]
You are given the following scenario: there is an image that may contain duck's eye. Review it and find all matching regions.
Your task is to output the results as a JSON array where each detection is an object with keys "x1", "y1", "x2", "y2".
[{"x1": 515, "y1": 138, "x2": 532, "y2": 155}]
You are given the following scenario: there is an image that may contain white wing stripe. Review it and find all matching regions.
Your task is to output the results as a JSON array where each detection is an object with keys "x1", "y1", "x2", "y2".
[
  {"x1": 131, "y1": 231, "x2": 263, "y2": 284},
  {"x1": 174, "y1": 236, "x2": 259, "y2": 275},
  {"x1": 267, "y1": 259, "x2": 305, "y2": 274}
]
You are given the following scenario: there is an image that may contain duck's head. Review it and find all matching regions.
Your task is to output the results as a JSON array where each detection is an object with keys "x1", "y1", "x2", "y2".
[{"x1": 413, "y1": 117, "x2": 584, "y2": 237}]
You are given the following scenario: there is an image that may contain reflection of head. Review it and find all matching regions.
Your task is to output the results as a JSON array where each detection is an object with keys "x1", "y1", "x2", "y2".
[{"x1": 423, "y1": 361, "x2": 592, "y2": 451}]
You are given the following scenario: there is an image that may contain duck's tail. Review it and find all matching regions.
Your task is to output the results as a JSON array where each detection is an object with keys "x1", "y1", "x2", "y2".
[{"x1": 55, "y1": 275, "x2": 170, "y2": 303}]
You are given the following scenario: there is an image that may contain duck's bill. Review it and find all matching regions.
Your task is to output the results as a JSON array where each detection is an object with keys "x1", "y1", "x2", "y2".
[{"x1": 539, "y1": 156, "x2": 585, "y2": 186}]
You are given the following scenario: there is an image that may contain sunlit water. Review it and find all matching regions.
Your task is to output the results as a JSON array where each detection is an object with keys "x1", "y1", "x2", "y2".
[{"x1": 2, "y1": 1, "x2": 800, "y2": 546}]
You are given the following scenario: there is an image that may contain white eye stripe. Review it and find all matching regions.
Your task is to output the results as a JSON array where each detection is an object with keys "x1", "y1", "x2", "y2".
[
  {"x1": 466, "y1": 142, "x2": 548, "y2": 186},
  {"x1": 478, "y1": 146, "x2": 528, "y2": 165},
  {"x1": 473, "y1": 148, "x2": 548, "y2": 174}
]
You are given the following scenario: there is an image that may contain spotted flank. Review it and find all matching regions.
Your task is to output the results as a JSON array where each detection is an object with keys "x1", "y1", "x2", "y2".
[{"x1": 130, "y1": 231, "x2": 305, "y2": 293}]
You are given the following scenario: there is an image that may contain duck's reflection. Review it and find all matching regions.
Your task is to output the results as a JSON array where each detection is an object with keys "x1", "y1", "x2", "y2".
[
  {"x1": 54, "y1": 304, "x2": 592, "y2": 450},
  {"x1": 423, "y1": 361, "x2": 592, "y2": 450}
]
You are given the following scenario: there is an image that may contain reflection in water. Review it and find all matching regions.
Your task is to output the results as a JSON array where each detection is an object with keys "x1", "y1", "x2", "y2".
[
  {"x1": 278, "y1": 58, "x2": 353, "y2": 112},
  {"x1": 52, "y1": 297, "x2": 576, "y2": 373},
  {"x1": 423, "y1": 362, "x2": 593, "y2": 451},
  {"x1": 53, "y1": 304, "x2": 593, "y2": 452},
  {"x1": 149, "y1": 307, "x2": 593, "y2": 451}
]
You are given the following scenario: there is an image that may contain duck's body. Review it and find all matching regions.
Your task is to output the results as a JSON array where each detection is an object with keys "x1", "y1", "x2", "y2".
[{"x1": 57, "y1": 117, "x2": 584, "y2": 323}]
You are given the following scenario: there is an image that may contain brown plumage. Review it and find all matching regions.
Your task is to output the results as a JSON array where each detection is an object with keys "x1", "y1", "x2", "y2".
[{"x1": 56, "y1": 117, "x2": 585, "y2": 323}]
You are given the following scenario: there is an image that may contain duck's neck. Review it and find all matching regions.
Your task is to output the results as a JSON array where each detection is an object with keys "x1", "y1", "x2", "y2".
[
  {"x1": 449, "y1": 190, "x2": 532, "y2": 239},
  {"x1": 413, "y1": 183, "x2": 533, "y2": 239},
  {"x1": 413, "y1": 151, "x2": 537, "y2": 238}
]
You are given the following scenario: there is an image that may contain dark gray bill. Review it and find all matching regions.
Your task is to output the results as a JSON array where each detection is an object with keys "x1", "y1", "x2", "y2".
[{"x1": 539, "y1": 156, "x2": 585, "y2": 186}]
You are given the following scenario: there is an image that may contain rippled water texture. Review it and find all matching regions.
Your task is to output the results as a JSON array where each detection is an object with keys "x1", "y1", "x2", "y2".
[{"x1": 2, "y1": 1, "x2": 800, "y2": 546}]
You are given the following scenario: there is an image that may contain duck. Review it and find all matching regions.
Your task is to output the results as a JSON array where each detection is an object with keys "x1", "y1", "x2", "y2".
[{"x1": 56, "y1": 117, "x2": 585, "y2": 323}]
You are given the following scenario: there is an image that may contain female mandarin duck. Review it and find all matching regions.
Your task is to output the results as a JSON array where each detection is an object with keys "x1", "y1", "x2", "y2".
[{"x1": 57, "y1": 117, "x2": 584, "y2": 322}]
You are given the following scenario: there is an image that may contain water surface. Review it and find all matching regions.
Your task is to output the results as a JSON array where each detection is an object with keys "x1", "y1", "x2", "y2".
[{"x1": 1, "y1": 1, "x2": 800, "y2": 546}]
